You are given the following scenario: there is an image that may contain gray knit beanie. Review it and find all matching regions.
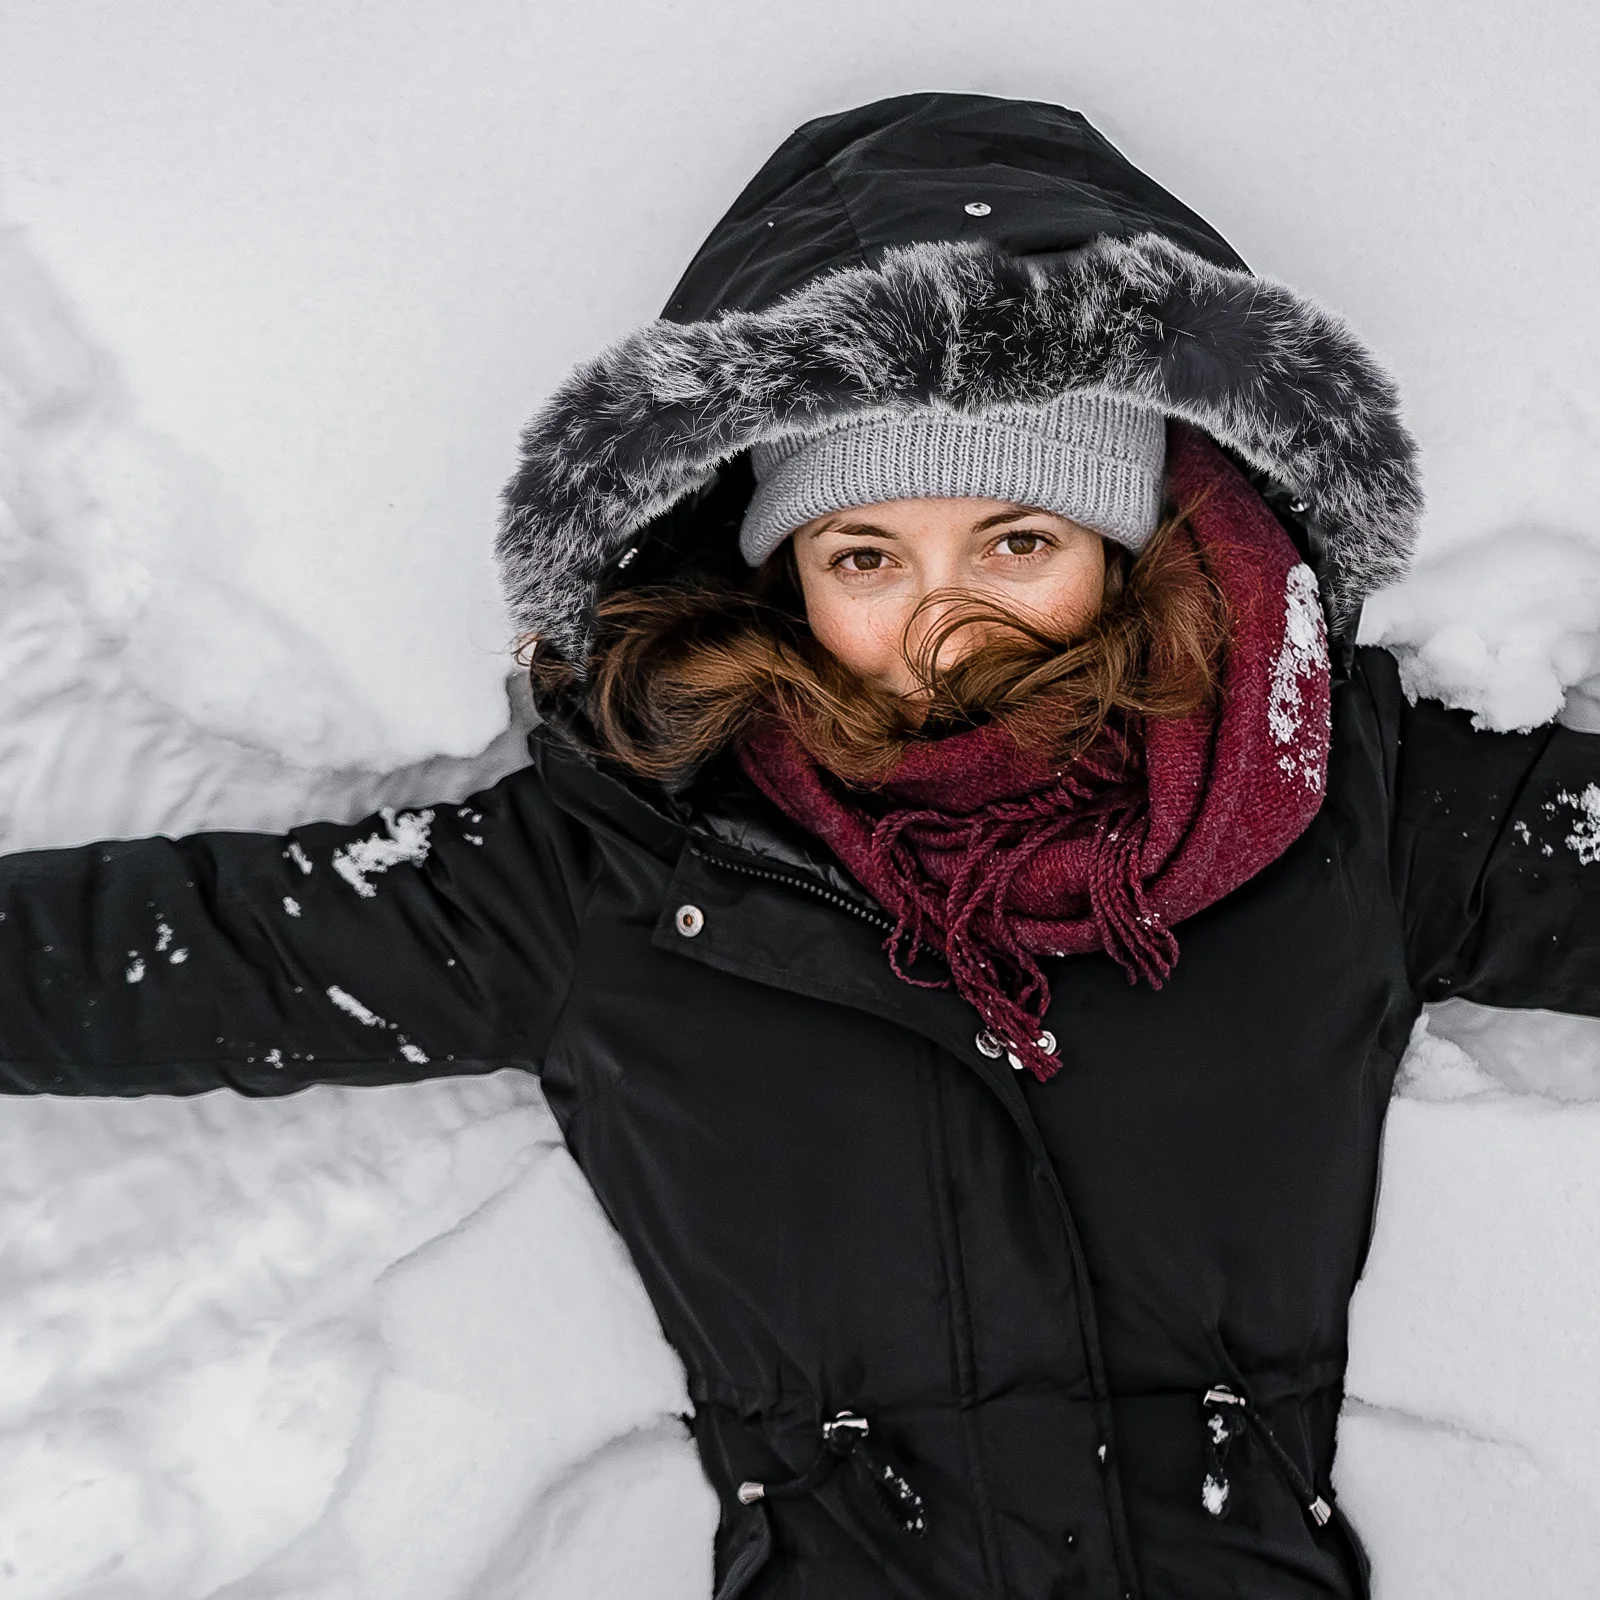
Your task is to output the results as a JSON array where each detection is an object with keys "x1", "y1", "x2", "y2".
[{"x1": 738, "y1": 392, "x2": 1166, "y2": 566}]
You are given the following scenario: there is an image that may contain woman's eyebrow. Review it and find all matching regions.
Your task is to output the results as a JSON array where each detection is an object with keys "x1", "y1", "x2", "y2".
[
  {"x1": 971, "y1": 507, "x2": 1049, "y2": 532},
  {"x1": 808, "y1": 520, "x2": 901, "y2": 540}
]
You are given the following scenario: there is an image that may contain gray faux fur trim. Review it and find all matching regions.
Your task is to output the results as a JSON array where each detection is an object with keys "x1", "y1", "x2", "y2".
[{"x1": 498, "y1": 231, "x2": 1423, "y2": 663}]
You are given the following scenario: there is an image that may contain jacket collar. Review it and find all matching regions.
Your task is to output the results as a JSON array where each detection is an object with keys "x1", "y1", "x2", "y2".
[{"x1": 528, "y1": 725, "x2": 887, "y2": 911}]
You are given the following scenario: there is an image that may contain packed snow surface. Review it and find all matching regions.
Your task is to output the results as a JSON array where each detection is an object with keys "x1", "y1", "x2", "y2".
[{"x1": 0, "y1": 4, "x2": 1597, "y2": 1596}]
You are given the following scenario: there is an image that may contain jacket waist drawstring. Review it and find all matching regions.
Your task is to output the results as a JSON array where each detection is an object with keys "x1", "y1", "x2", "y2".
[
  {"x1": 1201, "y1": 1385, "x2": 1372, "y2": 1598},
  {"x1": 1202, "y1": 1386, "x2": 1330, "y2": 1525},
  {"x1": 737, "y1": 1410, "x2": 927, "y2": 1537}
]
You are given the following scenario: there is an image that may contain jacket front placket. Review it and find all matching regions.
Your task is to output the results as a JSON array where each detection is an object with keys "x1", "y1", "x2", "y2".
[{"x1": 655, "y1": 835, "x2": 1148, "y2": 1600}]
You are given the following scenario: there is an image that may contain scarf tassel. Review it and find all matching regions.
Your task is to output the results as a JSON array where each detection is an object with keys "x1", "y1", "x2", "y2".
[{"x1": 867, "y1": 794, "x2": 1177, "y2": 1085}]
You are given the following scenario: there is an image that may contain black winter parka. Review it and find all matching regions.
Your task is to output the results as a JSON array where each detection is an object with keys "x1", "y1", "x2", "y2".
[{"x1": 4, "y1": 94, "x2": 1598, "y2": 1600}]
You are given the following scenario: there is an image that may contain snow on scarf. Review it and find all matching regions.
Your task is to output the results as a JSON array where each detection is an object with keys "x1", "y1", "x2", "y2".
[{"x1": 736, "y1": 426, "x2": 1332, "y2": 1082}]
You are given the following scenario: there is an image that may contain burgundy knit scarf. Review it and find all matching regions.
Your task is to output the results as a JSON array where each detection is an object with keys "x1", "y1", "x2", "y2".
[{"x1": 736, "y1": 426, "x2": 1332, "y2": 1082}]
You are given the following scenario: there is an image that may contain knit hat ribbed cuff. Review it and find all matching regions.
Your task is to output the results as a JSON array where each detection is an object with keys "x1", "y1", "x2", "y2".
[{"x1": 739, "y1": 393, "x2": 1166, "y2": 565}]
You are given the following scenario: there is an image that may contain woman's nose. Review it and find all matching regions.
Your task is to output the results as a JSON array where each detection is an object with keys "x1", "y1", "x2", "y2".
[{"x1": 904, "y1": 586, "x2": 986, "y2": 672}]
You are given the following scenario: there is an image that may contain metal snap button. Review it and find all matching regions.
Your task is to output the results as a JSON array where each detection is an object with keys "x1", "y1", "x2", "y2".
[
  {"x1": 975, "y1": 1028, "x2": 1005, "y2": 1058},
  {"x1": 964, "y1": 201, "x2": 991, "y2": 216},
  {"x1": 675, "y1": 904, "x2": 705, "y2": 938},
  {"x1": 736, "y1": 1480, "x2": 765, "y2": 1503}
]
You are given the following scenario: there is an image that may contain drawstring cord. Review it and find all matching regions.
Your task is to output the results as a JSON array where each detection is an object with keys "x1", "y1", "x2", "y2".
[
  {"x1": 736, "y1": 1410, "x2": 927, "y2": 1537},
  {"x1": 1201, "y1": 1386, "x2": 1333, "y2": 1528}
]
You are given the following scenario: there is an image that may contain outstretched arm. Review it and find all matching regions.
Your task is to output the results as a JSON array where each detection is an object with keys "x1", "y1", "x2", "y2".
[
  {"x1": 0, "y1": 764, "x2": 591, "y2": 1095},
  {"x1": 1360, "y1": 647, "x2": 1600, "y2": 1015}
]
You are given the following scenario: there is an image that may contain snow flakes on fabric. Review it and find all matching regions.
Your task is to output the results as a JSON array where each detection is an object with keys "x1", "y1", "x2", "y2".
[
  {"x1": 1268, "y1": 564, "x2": 1330, "y2": 792},
  {"x1": 324, "y1": 984, "x2": 430, "y2": 1065},
  {"x1": 326, "y1": 985, "x2": 384, "y2": 1028},
  {"x1": 286, "y1": 841, "x2": 313, "y2": 875},
  {"x1": 331, "y1": 807, "x2": 434, "y2": 898},
  {"x1": 282, "y1": 896, "x2": 301, "y2": 917},
  {"x1": 1556, "y1": 784, "x2": 1600, "y2": 864},
  {"x1": 125, "y1": 954, "x2": 145, "y2": 984}
]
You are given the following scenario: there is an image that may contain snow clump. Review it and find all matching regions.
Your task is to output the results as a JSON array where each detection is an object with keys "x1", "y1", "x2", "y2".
[
  {"x1": 1268, "y1": 564, "x2": 1327, "y2": 790},
  {"x1": 331, "y1": 806, "x2": 434, "y2": 898}
]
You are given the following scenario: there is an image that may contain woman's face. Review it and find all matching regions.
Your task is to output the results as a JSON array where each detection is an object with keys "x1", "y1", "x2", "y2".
[{"x1": 791, "y1": 498, "x2": 1108, "y2": 697}]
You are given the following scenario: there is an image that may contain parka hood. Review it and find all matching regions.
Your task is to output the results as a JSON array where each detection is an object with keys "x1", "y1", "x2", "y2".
[{"x1": 498, "y1": 92, "x2": 1423, "y2": 665}]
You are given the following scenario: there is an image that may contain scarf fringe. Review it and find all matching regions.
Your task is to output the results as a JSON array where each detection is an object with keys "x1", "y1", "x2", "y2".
[{"x1": 863, "y1": 737, "x2": 1177, "y2": 1085}]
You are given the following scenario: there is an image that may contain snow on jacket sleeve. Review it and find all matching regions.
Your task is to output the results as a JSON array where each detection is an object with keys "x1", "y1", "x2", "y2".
[
  {"x1": 1359, "y1": 646, "x2": 1600, "y2": 1014},
  {"x1": 0, "y1": 765, "x2": 591, "y2": 1095}
]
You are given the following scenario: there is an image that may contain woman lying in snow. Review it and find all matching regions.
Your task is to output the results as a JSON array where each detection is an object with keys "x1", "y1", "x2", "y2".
[{"x1": 1, "y1": 91, "x2": 1595, "y2": 1600}]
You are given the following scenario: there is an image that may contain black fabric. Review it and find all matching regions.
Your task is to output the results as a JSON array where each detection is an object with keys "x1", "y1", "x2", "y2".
[
  {"x1": 0, "y1": 91, "x2": 1593, "y2": 1600},
  {"x1": 663, "y1": 92, "x2": 1248, "y2": 322}
]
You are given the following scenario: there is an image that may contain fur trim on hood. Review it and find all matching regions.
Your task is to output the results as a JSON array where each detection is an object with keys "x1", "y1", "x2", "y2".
[{"x1": 498, "y1": 230, "x2": 1423, "y2": 665}]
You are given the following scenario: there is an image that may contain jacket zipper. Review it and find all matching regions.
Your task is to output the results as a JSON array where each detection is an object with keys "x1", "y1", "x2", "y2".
[{"x1": 689, "y1": 844, "x2": 897, "y2": 933}]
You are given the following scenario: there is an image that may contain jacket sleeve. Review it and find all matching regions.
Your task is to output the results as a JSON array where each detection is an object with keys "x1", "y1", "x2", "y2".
[
  {"x1": 0, "y1": 764, "x2": 593, "y2": 1095},
  {"x1": 1357, "y1": 646, "x2": 1600, "y2": 1013}
]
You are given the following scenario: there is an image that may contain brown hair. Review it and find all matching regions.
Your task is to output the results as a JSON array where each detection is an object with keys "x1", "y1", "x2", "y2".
[{"x1": 524, "y1": 485, "x2": 1229, "y2": 787}]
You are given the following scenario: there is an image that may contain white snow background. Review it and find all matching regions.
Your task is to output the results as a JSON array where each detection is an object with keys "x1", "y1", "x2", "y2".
[{"x1": 0, "y1": 2, "x2": 1596, "y2": 1595}]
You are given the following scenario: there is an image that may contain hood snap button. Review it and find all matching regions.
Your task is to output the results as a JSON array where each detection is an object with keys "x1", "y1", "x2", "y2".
[
  {"x1": 964, "y1": 200, "x2": 991, "y2": 216},
  {"x1": 674, "y1": 904, "x2": 705, "y2": 938},
  {"x1": 975, "y1": 1029, "x2": 1005, "y2": 1058}
]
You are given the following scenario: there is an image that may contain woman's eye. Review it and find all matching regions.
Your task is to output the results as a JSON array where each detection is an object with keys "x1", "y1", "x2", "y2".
[
  {"x1": 835, "y1": 549, "x2": 890, "y2": 572},
  {"x1": 996, "y1": 531, "x2": 1051, "y2": 557}
]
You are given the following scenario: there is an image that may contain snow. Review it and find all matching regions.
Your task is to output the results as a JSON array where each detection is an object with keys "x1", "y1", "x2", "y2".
[
  {"x1": 1338, "y1": 1012, "x2": 1600, "y2": 1598},
  {"x1": 326, "y1": 985, "x2": 388, "y2": 1030},
  {"x1": 1556, "y1": 784, "x2": 1600, "y2": 866},
  {"x1": 0, "y1": 4, "x2": 1596, "y2": 1597},
  {"x1": 1363, "y1": 531, "x2": 1600, "y2": 734},
  {"x1": 331, "y1": 807, "x2": 436, "y2": 899},
  {"x1": 1268, "y1": 563, "x2": 1327, "y2": 791}
]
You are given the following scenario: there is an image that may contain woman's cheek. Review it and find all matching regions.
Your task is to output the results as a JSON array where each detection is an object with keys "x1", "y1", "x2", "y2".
[
  {"x1": 809, "y1": 590, "x2": 902, "y2": 680},
  {"x1": 1034, "y1": 548, "x2": 1106, "y2": 633}
]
